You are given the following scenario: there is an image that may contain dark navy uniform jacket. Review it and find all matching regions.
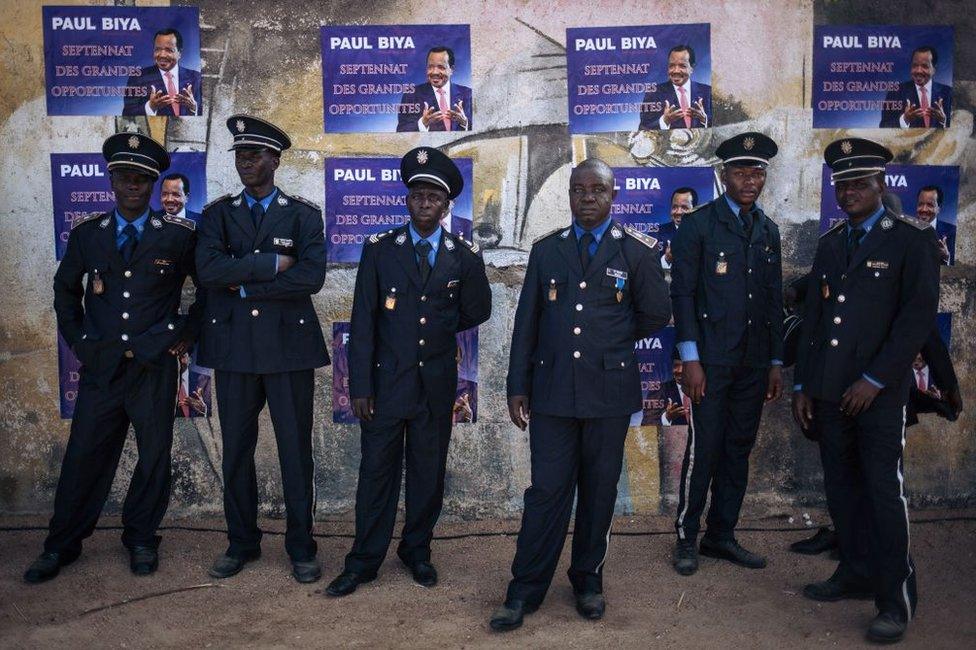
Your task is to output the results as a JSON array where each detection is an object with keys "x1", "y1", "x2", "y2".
[
  {"x1": 670, "y1": 196, "x2": 784, "y2": 368},
  {"x1": 54, "y1": 210, "x2": 204, "y2": 387},
  {"x1": 506, "y1": 220, "x2": 671, "y2": 418},
  {"x1": 195, "y1": 190, "x2": 329, "y2": 373},
  {"x1": 795, "y1": 209, "x2": 940, "y2": 402},
  {"x1": 348, "y1": 224, "x2": 491, "y2": 419}
]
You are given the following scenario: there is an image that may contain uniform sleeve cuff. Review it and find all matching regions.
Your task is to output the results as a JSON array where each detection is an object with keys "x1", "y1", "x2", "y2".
[
  {"x1": 793, "y1": 384, "x2": 803, "y2": 391},
  {"x1": 862, "y1": 373, "x2": 884, "y2": 389},
  {"x1": 771, "y1": 359, "x2": 783, "y2": 366}
]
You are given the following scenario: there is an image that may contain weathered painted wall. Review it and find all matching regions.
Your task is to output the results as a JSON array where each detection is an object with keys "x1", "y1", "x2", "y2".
[{"x1": 1, "y1": 0, "x2": 973, "y2": 522}]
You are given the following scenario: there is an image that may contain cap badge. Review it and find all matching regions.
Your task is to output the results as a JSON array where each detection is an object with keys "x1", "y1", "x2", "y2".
[
  {"x1": 236, "y1": 119, "x2": 246, "y2": 133},
  {"x1": 841, "y1": 140, "x2": 853, "y2": 155},
  {"x1": 277, "y1": 195, "x2": 288, "y2": 206},
  {"x1": 127, "y1": 136, "x2": 140, "y2": 150},
  {"x1": 743, "y1": 137, "x2": 755, "y2": 151},
  {"x1": 417, "y1": 149, "x2": 429, "y2": 165},
  {"x1": 881, "y1": 216, "x2": 894, "y2": 231}
]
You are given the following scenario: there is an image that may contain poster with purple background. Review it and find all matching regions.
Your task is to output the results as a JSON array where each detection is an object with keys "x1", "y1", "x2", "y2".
[
  {"x1": 633, "y1": 325, "x2": 677, "y2": 427},
  {"x1": 566, "y1": 24, "x2": 712, "y2": 134},
  {"x1": 819, "y1": 164, "x2": 958, "y2": 264},
  {"x1": 332, "y1": 322, "x2": 479, "y2": 424},
  {"x1": 43, "y1": 6, "x2": 201, "y2": 116},
  {"x1": 51, "y1": 151, "x2": 207, "y2": 260},
  {"x1": 812, "y1": 25, "x2": 954, "y2": 128},
  {"x1": 321, "y1": 25, "x2": 472, "y2": 133},
  {"x1": 325, "y1": 157, "x2": 473, "y2": 263},
  {"x1": 57, "y1": 333, "x2": 81, "y2": 419}
]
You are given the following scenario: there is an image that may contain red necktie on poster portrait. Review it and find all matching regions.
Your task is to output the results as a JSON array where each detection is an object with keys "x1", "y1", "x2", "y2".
[
  {"x1": 165, "y1": 71, "x2": 180, "y2": 117},
  {"x1": 919, "y1": 86, "x2": 930, "y2": 128},
  {"x1": 437, "y1": 87, "x2": 450, "y2": 131},
  {"x1": 678, "y1": 86, "x2": 692, "y2": 128}
]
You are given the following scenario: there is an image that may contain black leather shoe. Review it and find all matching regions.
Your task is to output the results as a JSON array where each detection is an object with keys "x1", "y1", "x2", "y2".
[
  {"x1": 802, "y1": 577, "x2": 873, "y2": 602},
  {"x1": 867, "y1": 611, "x2": 907, "y2": 644},
  {"x1": 673, "y1": 540, "x2": 699, "y2": 576},
  {"x1": 489, "y1": 599, "x2": 538, "y2": 632},
  {"x1": 128, "y1": 546, "x2": 158, "y2": 576},
  {"x1": 408, "y1": 560, "x2": 438, "y2": 588},
  {"x1": 207, "y1": 549, "x2": 261, "y2": 579},
  {"x1": 789, "y1": 527, "x2": 838, "y2": 555},
  {"x1": 23, "y1": 549, "x2": 80, "y2": 584},
  {"x1": 325, "y1": 571, "x2": 375, "y2": 597},
  {"x1": 699, "y1": 537, "x2": 767, "y2": 569},
  {"x1": 291, "y1": 558, "x2": 322, "y2": 584},
  {"x1": 575, "y1": 592, "x2": 606, "y2": 620}
]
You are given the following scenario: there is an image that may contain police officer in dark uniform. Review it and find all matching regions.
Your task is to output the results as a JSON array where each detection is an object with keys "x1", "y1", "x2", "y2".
[
  {"x1": 489, "y1": 159, "x2": 671, "y2": 631},
  {"x1": 792, "y1": 139, "x2": 939, "y2": 644},
  {"x1": 669, "y1": 132, "x2": 784, "y2": 576},
  {"x1": 196, "y1": 115, "x2": 329, "y2": 584},
  {"x1": 24, "y1": 133, "x2": 204, "y2": 583},
  {"x1": 326, "y1": 147, "x2": 491, "y2": 597}
]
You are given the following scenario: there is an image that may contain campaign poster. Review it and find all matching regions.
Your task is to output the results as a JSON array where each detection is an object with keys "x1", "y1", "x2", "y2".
[
  {"x1": 819, "y1": 164, "x2": 959, "y2": 264},
  {"x1": 332, "y1": 322, "x2": 479, "y2": 424},
  {"x1": 43, "y1": 6, "x2": 202, "y2": 117},
  {"x1": 321, "y1": 25, "x2": 472, "y2": 133},
  {"x1": 812, "y1": 25, "x2": 954, "y2": 129},
  {"x1": 566, "y1": 24, "x2": 712, "y2": 134},
  {"x1": 57, "y1": 333, "x2": 81, "y2": 419},
  {"x1": 51, "y1": 151, "x2": 207, "y2": 260},
  {"x1": 325, "y1": 157, "x2": 473, "y2": 264},
  {"x1": 634, "y1": 325, "x2": 678, "y2": 427},
  {"x1": 175, "y1": 351, "x2": 212, "y2": 419},
  {"x1": 611, "y1": 166, "x2": 716, "y2": 268}
]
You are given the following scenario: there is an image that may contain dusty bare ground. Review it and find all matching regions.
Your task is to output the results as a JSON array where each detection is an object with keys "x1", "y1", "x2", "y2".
[{"x1": 1, "y1": 511, "x2": 974, "y2": 649}]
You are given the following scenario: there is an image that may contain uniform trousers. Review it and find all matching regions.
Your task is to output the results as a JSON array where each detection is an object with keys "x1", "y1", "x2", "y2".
[
  {"x1": 215, "y1": 369, "x2": 317, "y2": 562},
  {"x1": 45, "y1": 355, "x2": 177, "y2": 554},
  {"x1": 506, "y1": 414, "x2": 630, "y2": 607},
  {"x1": 815, "y1": 397, "x2": 917, "y2": 621},
  {"x1": 344, "y1": 401, "x2": 453, "y2": 575},
  {"x1": 675, "y1": 364, "x2": 768, "y2": 541}
]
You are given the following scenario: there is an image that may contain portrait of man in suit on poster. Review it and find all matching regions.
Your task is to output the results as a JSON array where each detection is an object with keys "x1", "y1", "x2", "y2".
[
  {"x1": 123, "y1": 28, "x2": 202, "y2": 117},
  {"x1": 397, "y1": 46, "x2": 472, "y2": 132},
  {"x1": 639, "y1": 44, "x2": 712, "y2": 131},
  {"x1": 879, "y1": 46, "x2": 951, "y2": 129}
]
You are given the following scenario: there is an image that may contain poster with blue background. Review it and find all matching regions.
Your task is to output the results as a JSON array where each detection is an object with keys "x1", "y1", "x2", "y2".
[
  {"x1": 332, "y1": 322, "x2": 479, "y2": 424},
  {"x1": 325, "y1": 157, "x2": 473, "y2": 263},
  {"x1": 51, "y1": 151, "x2": 207, "y2": 260},
  {"x1": 819, "y1": 164, "x2": 958, "y2": 264},
  {"x1": 633, "y1": 325, "x2": 677, "y2": 427},
  {"x1": 43, "y1": 6, "x2": 201, "y2": 116},
  {"x1": 321, "y1": 25, "x2": 472, "y2": 133},
  {"x1": 566, "y1": 24, "x2": 711, "y2": 134},
  {"x1": 812, "y1": 25, "x2": 954, "y2": 128}
]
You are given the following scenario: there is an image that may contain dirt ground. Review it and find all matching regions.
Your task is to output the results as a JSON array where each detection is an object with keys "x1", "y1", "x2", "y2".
[{"x1": 1, "y1": 511, "x2": 974, "y2": 648}]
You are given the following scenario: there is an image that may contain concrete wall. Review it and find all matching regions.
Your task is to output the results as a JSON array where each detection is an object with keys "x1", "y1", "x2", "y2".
[{"x1": 1, "y1": 0, "x2": 973, "y2": 522}]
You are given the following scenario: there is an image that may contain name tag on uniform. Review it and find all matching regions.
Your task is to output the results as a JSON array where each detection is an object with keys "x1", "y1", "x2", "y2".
[
  {"x1": 154, "y1": 258, "x2": 173, "y2": 266},
  {"x1": 606, "y1": 268, "x2": 628, "y2": 280},
  {"x1": 273, "y1": 238, "x2": 294, "y2": 247},
  {"x1": 866, "y1": 260, "x2": 889, "y2": 269},
  {"x1": 447, "y1": 279, "x2": 460, "y2": 288}
]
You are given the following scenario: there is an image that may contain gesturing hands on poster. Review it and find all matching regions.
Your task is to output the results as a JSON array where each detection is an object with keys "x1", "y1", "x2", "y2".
[
  {"x1": 690, "y1": 97, "x2": 708, "y2": 126},
  {"x1": 448, "y1": 99, "x2": 468, "y2": 129},
  {"x1": 661, "y1": 99, "x2": 686, "y2": 126},
  {"x1": 177, "y1": 83, "x2": 198, "y2": 114}
]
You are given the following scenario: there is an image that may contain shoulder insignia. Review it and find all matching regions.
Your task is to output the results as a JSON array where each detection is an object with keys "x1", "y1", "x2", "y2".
[
  {"x1": 71, "y1": 212, "x2": 107, "y2": 230},
  {"x1": 820, "y1": 219, "x2": 847, "y2": 238},
  {"x1": 161, "y1": 214, "x2": 196, "y2": 230},
  {"x1": 532, "y1": 227, "x2": 566, "y2": 244},
  {"x1": 609, "y1": 225, "x2": 624, "y2": 239},
  {"x1": 368, "y1": 229, "x2": 394, "y2": 245},
  {"x1": 289, "y1": 194, "x2": 321, "y2": 211},
  {"x1": 203, "y1": 194, "x2": 231, "y2": 211},
  {"x1": 455, "y1": 234, "x2": 480, "y2": 254},
  {"x1": 893, "y1": 213, "x2": 927, "y2": 230},
  {"x1": 623, "y1": 224, "x2": 658, "y2": 250}
]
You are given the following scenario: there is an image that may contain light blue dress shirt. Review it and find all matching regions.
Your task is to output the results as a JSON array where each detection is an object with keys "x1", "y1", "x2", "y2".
[
  {"x1": 408, "y1": 221, "x2": 442, "y2": 268},
  {"x1": 114, "y1": 209, "x2": 150, "y2": 248},
  {"x1": 572, "y1": 216, "x2": 612, "y2": 258}
]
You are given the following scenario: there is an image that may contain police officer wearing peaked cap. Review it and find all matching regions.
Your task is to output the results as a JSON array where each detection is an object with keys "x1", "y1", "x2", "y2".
[
  {"x1": 196, "y1": 115, "x2": 329, "y2": 584},
  {"x1": 668, "y1": 132, "x2": 785, "y2": 576},
  {"x1": 792, "y1": 138, "x2": 939, "y2": 644},
  {"x1": 24, "y1": 132, "x2": 205, "y2": 583},
  {"x1": 489, "y1": 159, "x2": 671, "y2": 631},
  {"x1": 326, "y1": 146, "x2": 491, "y2": 598}
]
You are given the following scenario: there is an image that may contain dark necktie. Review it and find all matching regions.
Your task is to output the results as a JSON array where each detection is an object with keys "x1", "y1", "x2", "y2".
[
  {"x1": 579, "y1": 232, "x2": 594, "y2": 271},
  {"x1": 741, "y1": 210, "x2": 754, "y2": 237},
  {"x1": 847, "y1": 226, "x2": 865, "y2": 264},
  {"x1": 416, "y1": 240, "x2": 432, "y2": 283},
  {"x1": 120, "y1": 223, "x2": 138, "y2": 263},
  {"x1": 251, "y1": 201, "x2": 265, "y2": 227}
]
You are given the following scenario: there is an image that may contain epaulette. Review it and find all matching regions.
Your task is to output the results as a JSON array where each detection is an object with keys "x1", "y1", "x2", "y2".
[
  {"x1": 623, "y1": 224, "x2": 658, "y2": 249},
  {"x1": 289, "y1": 194, "x2": 321, "y2": 211},
  {"x1": 161, "y1": 213, "x2": 196, "y2": 230},
  {"x1": 203, "y1": 194, "x2": 231, "y2": 211},
  {"x1": 454, "y1": 233, "x2": 480, "y2": 254},
  {"x1": 533, "y1": 227, "x2": 566, "y2": 244},
  {"x1": 893, "y1": 213, "x2": 927, "y2": 230},
  {"x1": 820, "y1": 219, "x2": 847, "y2": 238},
  {"x1": 367, "y1": 229, "x2": 395, "y2": 244},
  {"x1": 71, "y1": 212, "x2": 106, "y2": 230}
]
